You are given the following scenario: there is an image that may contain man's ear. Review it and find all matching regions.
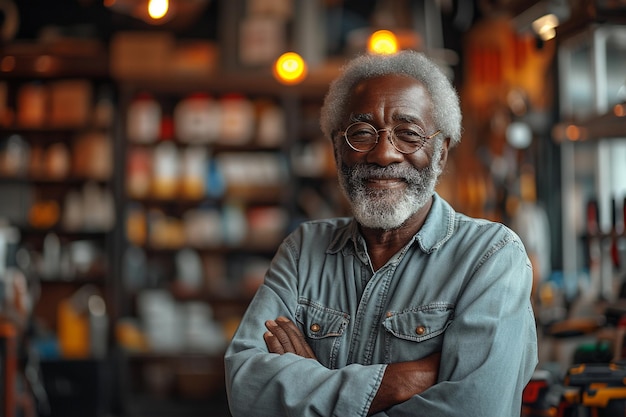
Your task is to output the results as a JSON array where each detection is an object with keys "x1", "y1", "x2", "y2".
[
  {"x1": 331, "y1": 132, "x2": 342, "y2": 167},
  {"x1": 437, "y1": 137, "x2": 451, "y2": 172}
]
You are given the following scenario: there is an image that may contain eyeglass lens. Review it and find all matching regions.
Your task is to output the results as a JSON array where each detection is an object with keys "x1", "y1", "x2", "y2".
[{"x1": 344, "y1": 122, "x2": 429, "y2": 154}]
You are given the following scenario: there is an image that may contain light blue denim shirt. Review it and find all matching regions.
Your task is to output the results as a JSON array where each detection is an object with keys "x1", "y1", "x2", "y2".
[{"x1": 225, "y1": 193, "x2": 538, "y2": 417}]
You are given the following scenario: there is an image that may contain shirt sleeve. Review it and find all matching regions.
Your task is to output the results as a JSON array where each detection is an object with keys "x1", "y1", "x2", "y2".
[
  {"x1": 224, "y1": 234, "x2": 387, "y2": 417},
  {"x1": 383, "y1": 233, "x2": 538, "y2": 416}
]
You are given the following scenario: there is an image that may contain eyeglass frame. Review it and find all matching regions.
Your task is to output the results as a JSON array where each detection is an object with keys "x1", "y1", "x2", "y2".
[{"x1": 340, "y1": 121, "x2": 442, "y2": 154}]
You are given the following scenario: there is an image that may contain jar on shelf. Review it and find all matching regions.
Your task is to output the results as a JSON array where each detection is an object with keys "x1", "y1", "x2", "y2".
[
  {"x1": 218, "y1": 93, "x2": 255, "y2": 146},
  {"x1": 126, "y1": 147, "x2": 152, "y2": 199},
  {"x1": 174, "y1": 93, "x2": 221, "y2": 144},
  {"x1": 93, "y1": 85, "x2": 115, "y2": 128},
  {"x1": 0, "y1": 134, "x2": 29, "y2": 177},
  {"x1": 17, "y1": 82, "x2": 48, "y2": 128},
  {"x1": 72, "y1": 131, "x2": 112, "y2": 180},
  {"x1": 180, "y1": 145, "x2": 207, "y2": 200},
  {"x1": 256, "y1": 99, "x2": 286, "y2": 147},
  {"x1": 45, "y1": 142, "x2": 71, "y2": 179},
  {"x1": 152, "y1": 116, "x2": 179, "y2": 199},
  {"x1": 127, "y1": 93, "x2": 161, "y2": 144}
]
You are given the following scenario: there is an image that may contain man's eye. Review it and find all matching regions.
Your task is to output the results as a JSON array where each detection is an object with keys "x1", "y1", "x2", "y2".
[
  {"x1": 350, "y1": 130, "x2": 376, "y2": 140},
  {"x1": 395, "y1": 129, "x2": 424, "y2": 142}
]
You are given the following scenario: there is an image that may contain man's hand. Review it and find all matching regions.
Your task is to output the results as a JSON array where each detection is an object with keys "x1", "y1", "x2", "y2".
[
  {"x1": 264, "y1": 316, "x2": 317, "y2": 360},
  {"x1": 368, "y1": 351, "x2": 441, "y2": 415}
]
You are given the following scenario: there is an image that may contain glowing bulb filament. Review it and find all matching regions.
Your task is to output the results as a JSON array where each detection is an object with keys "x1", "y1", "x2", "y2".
[
  {"x1": 368, "y1": 30, "x2": 398, "y2": 55},
  {"x1": 148, "y1": 0, "x2": 168, "y2": 20},
  {"x1": 532, "y1": 13, "x2": 559, "y2": 41},
  {"x1": 273, "y1": 52, "x2": 307, "y2": 85}
]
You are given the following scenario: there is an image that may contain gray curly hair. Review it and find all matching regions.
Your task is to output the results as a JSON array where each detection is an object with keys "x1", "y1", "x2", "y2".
[{"x1": 320, "y1": 50, "x2": 462, "y2": 147}]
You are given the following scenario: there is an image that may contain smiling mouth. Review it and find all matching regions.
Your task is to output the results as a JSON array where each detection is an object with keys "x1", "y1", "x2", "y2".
[{"x1": 365, "y1": 178, "x2": 406, "y2": 188}]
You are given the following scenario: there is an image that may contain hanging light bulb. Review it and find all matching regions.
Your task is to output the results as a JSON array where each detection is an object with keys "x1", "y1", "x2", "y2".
[
  {"x1": 273, "y1": 52, "x2": 307, "y2": 85},
  {"x1": 532, "y1": 13, "x2": 559, "y2": 41},
  {"x1": 368, "y1": 30, "x2": 398, "y2": 55},
  {"x1": 148, "y1": 0, "x2": 169, "y2": 20}
]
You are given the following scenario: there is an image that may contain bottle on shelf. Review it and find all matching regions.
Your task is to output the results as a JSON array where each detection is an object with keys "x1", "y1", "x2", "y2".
[
  {"x1": 127, "y1": 93, "x2": 161, "y2": 144},
  {"x1": 218, "y1": 93, "x2": 254, "y2": 146},
  {"x1": 174, "y1": 93, "x2": 220, "y2": 145},
  {"x1": 151, "y1": 116, "x2": 179, "y2": 200}
]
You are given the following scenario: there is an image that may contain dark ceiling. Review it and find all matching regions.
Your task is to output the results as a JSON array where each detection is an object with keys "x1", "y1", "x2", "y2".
[
  {"x1": 10, "y1": 0, "x2": 221, "y2": 41},
  {"x1": 6, "y1": 0, "x2": 474, "y2": 52}
]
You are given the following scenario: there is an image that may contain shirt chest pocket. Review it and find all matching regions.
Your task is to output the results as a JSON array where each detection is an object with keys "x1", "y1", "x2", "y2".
[
  {"x1": 382, "y1": 303, "x2": 454, "y2": 362},
  {"x1": 295, "y1": 300, "x2": 350, "y2": 369}
]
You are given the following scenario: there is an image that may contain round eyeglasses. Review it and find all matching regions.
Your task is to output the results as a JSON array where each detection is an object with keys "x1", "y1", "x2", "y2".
[{"x1": 341, "y1": 121, "x2": 441, "y2": 154}]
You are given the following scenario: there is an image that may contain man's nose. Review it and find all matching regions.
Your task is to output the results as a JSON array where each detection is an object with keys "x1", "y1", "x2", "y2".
[{"x1": 365, "y1": 130, "x2": 404, "y2": 166}]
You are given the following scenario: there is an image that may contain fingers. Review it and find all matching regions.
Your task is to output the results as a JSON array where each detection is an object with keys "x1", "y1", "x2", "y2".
[
  {"x1": 265, "y1": 319, "x2": 296, "y2": 353},
  {"x1": 263, "y1": 330, "x2": 285, "y2": 354},
  {"x1": 273, "y1": 317, "x2": 317, "y2": 359},
  {"x1": 275, "y1": 317, "x2": 313, "y2": 358},
  {"x1": 264, "y1": 317, "x2": 317, "y2": 360}
]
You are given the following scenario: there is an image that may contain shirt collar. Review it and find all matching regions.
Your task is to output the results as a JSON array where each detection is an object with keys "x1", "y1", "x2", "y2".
[
  {"x1": 326, "y1": 193, "x2": 456, "y2": 255},
  {"x1": 414, "y1": 193, "x2": 456, "y2": 253}
]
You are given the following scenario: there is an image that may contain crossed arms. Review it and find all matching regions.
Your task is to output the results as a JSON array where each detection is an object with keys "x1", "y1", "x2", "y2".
[{"x1": 264, "y1": 316, "x2": 441, "y2": 415}]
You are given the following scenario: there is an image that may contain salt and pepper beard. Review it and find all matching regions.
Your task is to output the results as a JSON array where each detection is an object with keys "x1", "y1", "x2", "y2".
[{"x1": 338, "y1": 145, "x2": 443, "y2": 231}]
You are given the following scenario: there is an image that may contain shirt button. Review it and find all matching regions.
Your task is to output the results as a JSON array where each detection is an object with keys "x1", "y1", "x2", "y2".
[
  {"x1": 415, "y1": 326, "x2": 426, "y2": 335},
  {"x1": 310, "y1": 323, "x2": 321, "y2": 332}
]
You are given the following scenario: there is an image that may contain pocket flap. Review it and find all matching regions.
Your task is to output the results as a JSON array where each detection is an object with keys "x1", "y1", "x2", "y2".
[
  {"x1": 296, "y1": 300, "x2": 350, "y2": 340},
  {"x1": 383, "y1": 303, "x2": 453, "y2": 342}
]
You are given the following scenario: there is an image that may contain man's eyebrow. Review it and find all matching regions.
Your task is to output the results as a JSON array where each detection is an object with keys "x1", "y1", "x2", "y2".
[
  {"x1": 348, "y1": 113, "x2": 425, "y2": 125},
  {"x1": 348, "y1": 113, "x2": 373, "y2": 123},
  {"x1": 392, "y1": 114, "x2": 423, "y2": 125}
]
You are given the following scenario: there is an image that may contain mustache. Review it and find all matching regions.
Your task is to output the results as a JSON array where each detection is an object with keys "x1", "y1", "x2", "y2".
[{"x1": 341, "y1": 163, "x2": 432, "y2": 184}]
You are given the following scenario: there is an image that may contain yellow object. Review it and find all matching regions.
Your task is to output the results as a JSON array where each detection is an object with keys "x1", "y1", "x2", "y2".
[
  {"x1": 28, "y1": 200, "x2": 60, "y2": 229},
  {"x1": 115, "y1": 320, "x2": 149, "y2": 352},
  {"x1": 582, "y1": 385, "x2": 626, "y2": 408},
  {"x1": 58, "y1": 299, "x2": 90, "y2": 358},
  {"x1": 148, "y1": 0, "x2": 169, "y2": 20},
  {"x1": 126, "y1": 207, "x2": 147, "y2": 246},
  {"x1": 273, "y1": 52, "x2": 307, "y2": 85},
  {"x1": 368, "y1": 30, "x2": 398, "y2": 55},
  {"x1": 180, "y1": 178, "x2": 204, "y2": 200}
]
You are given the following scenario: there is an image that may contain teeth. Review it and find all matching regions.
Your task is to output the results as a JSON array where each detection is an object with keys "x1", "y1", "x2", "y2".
[
  {"x1": 368, "y1": 177, "x2": 401, "y2": 181},
  {"x1": 367, "y1": 178, "x2": 403, "y2": 185}
]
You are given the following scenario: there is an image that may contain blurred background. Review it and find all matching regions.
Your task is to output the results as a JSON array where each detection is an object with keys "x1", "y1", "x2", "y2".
[{"x1": 0, "y1": 0, "x2": 625, "y2": 416}]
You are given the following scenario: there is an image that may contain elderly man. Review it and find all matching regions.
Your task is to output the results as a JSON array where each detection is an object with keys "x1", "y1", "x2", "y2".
[{"x1": 224, "y1": 50, "x2": 538, "y2": 417}]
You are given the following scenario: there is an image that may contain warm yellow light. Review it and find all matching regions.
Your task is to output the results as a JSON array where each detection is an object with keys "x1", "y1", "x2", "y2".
[
  {"x1": 532, "y1": 13, "x2": 559, "y2": 41},
  {"x1": 565, "y1": 125, "x2": 582, "y2": 141},
  {"x1": 148, "y1": 0, "x2": 169, "y2": 20},
  {"x1": 368, "y1": 30, "x2": 398, "y2": 55},
  {"x1": 273, "y1": 52, "x2": 307, "y2": 85}
]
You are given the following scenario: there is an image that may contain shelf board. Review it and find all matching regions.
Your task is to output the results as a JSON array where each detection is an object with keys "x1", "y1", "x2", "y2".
[
  {"x1": 167, "y1": 283, "x2": 253, "y2": 305},
  {"x1": 0, "y1": 40, "x2": 109, "y2": 79},
  {"x1": 117, "y1": 59, "x2": 342, "y2": 99},
  {"x1": 39, "y1": 273, "x2": 108, "y2": 284},
  {"x1": 127, "y1": 140, "x2": 283, "y2": 153},
  {"x1": 18, "y1": 226, "x2": 113, "y2": 238},
  {"x1": 555, "y1": 103, "x2": 626, "y2": 142},
  {"x1": 0, "y1": 125, "x2": 109, "y2": 135},
  {"x1": 127, "y1": 186, "x2": 287, "y2": 207},
  {"x1": 0, "y1": 175, "x2": 110, "y2": 185},
  {"x1": 141, "y1": 244, "x2": 278, "y2": 257}
]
